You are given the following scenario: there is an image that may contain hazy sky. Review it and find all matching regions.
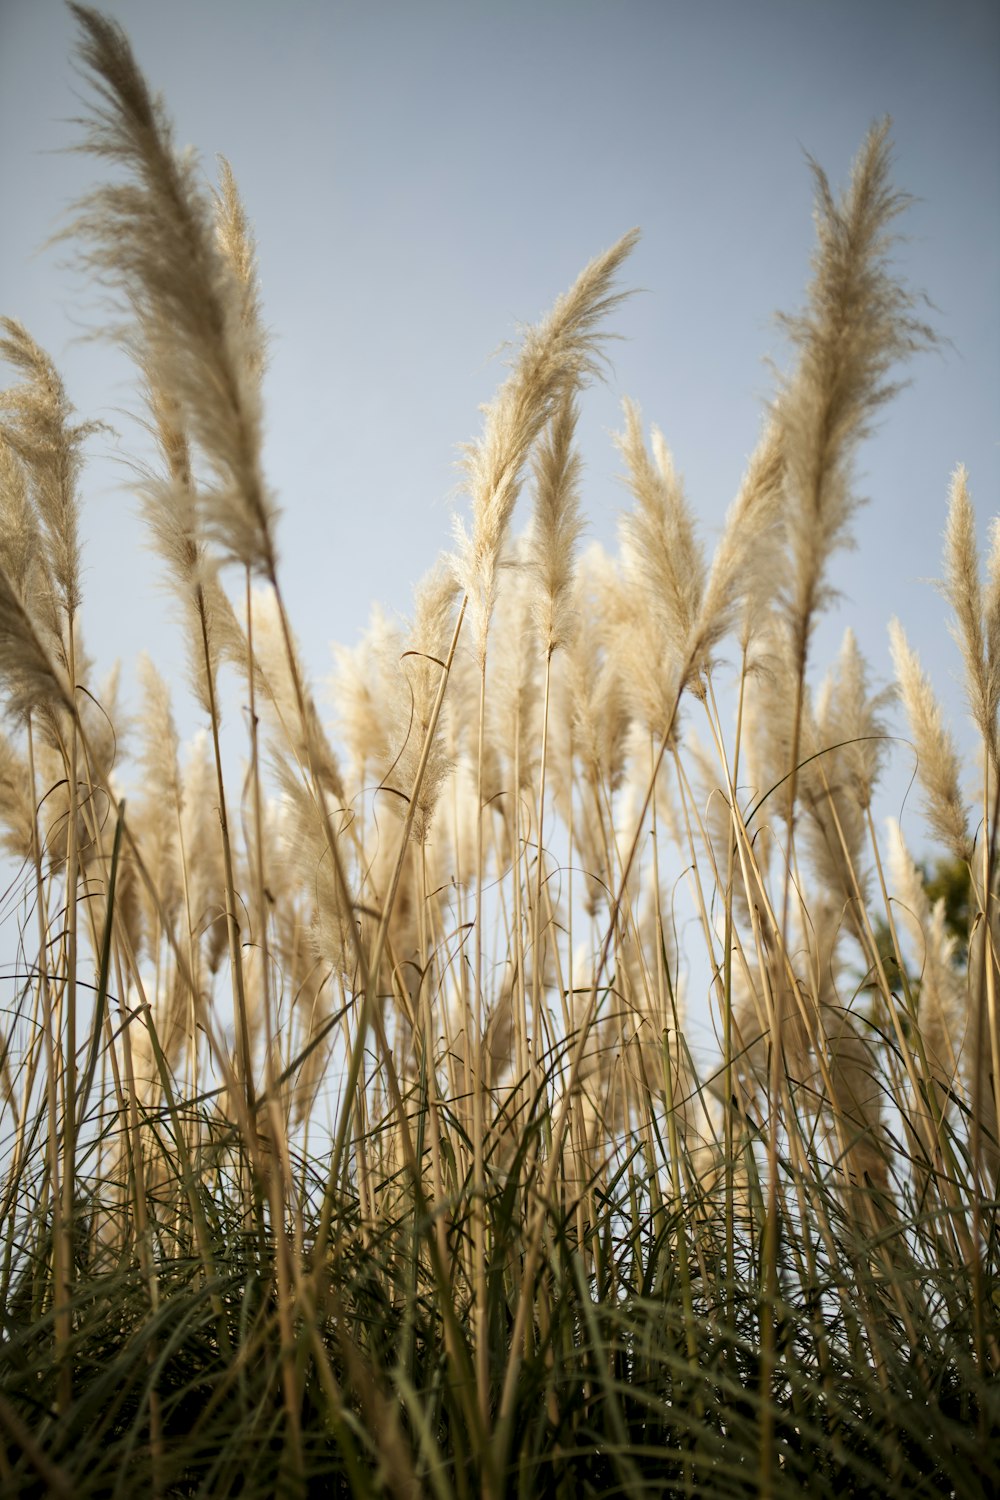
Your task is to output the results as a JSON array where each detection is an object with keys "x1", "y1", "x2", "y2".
[{"x1": 1, "y1": 0, "x2": 998, "y2": 837}]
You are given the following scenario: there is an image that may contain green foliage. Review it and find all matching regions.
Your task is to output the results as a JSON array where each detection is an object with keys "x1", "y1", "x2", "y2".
[
  {"x1": 924, "y1": 856, "x2": 974, "y2": 950},
  {"x1": 1, "y1": 1089, "x2": 998, "y2": 1498}
]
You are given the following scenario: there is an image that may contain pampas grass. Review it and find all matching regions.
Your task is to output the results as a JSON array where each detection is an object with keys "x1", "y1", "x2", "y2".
[{"x1": 0, "y1": 10, "x2": 997, "y2": 1499}]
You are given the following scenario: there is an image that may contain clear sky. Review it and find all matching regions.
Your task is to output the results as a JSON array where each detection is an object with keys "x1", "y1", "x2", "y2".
[{"x1": 1, "y1": 0, "x2": 998, "y2": 842}]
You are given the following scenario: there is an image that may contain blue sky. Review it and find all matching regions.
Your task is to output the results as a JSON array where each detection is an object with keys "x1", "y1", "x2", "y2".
[{"x1": 1, "y1": 0, "x2": 998, "y2": 844}]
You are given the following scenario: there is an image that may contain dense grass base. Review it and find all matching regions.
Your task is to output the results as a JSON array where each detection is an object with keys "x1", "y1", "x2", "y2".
[{"x1": 2, "y1": 1098, "x2": 997, "y2": 1499}]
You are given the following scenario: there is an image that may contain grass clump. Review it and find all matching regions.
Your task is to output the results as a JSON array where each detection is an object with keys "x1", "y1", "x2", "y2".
[{"x1": 0, "y1": 8, "x2": 997, "y2": 1498}]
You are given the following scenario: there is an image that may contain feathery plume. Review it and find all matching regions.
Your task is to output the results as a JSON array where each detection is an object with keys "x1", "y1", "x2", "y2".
[
  {"x1": 487, "y1": 544, "x2": 541, "y2": 796},
  {"x1": 387, "y1": 562, "x2": 459, "y2": 840},
  {"x1": 133, "y1": 654, "x2": 183, "y2": 926},
  {"x1": 453, "y1": 229, "x2": 639, "y2": 664},
  {"x1": 741, "y1": 612, "x2": 803, "y2": 819},
  {"x1": 776, "y1": 120, "x2": 933, "y2": 662},
  {"x1": 274, "y1": 751, "x2": 353, "y2": 979},
  {"x1": 0, "y1": 434, "x2": 64, "y2": 662},
  {"x1": 179, "y1": 732, "x2": 228, "y2": 976},
  {"x1": 605, "y1": 545, "x2": 682, "y2": 737},
  {"x1": 984, "y1": 514, "x2": 1000, "y2": 708},
  {"x1": 564, "y1": 546, "x2": 632, "y2": 795},
  {"x1": 245, "y1": 584, "x2": 345, "y2": 806},
  {"x1": 0, "y1": 563, "x2": 74, "y2": 722},
  {"x1": 136, "y1": 380, "x2": 243, "y2": 718},
  {"x1": 616, "y1": 397, "x2": 705, "y2": 675},
  {"x1": 695, "y1": 421, "x2": 785, "y2": 666},
  {"x1": 330, "y1": 606, "x2": 401, "y2": 800},
  {"x1": 815, "y1": 627, "x2": 891, "y2": 812},
  {"x1": 0, "y1": 320, "x2": 95, "y2": 636},
  {"x1": 66, "y1": 5, "x2": 277, "y2": 573},
  {"x1": 887, "y1": 820, "x2": 965, "y2": 1100},
  {"x1": 0, "y1": 731, "x2": 36, "y2": 862},
  {"x1": 212, "y1": 155, "x2": 267, "y2": 384},
  {"x1": 799, "y1": 631, "x2": 889, "y2": 927},
  {"x1": 529, "y1": 396, "x2": 585, "y2": 656},
  {"x1": 889, "y1": 617, "x2": 971, "y2": 860},
  {"x1": 942, "y1": 465, "x2": 998, "y2": 765}
]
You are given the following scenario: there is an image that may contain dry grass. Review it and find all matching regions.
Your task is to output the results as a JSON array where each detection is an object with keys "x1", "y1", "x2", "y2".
[{"x1": 0, "y1": 9, "x2": 997, "y2": 1499}]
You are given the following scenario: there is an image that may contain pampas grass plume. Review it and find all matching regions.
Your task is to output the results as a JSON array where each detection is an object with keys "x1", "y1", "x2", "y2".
[
  {"x1": 67, "y1": 4, "x2": 277, "y2": 574},
  {"x1": 942, "y1": 464, "x2": 999, "y2": 765},
  {"x1": 889, "y1": 616, "x2": 971, "y2": 860},
  {"x1": 454, "y1": 229, "x2": 638, "y2": 664},
  {"x1": 529, "y1": 396, "x2": 584, "y2": 657},
  {"x1": 776, "y1": 120, "x2": 934, "y2": 660}
]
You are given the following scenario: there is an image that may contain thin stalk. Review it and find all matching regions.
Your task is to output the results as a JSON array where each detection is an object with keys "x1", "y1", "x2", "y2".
[
  {"x1": 529, "y1": 647, "x2": 555, "y2": 1105},
  {"x1": 509, "y1": 697, "x2": 530, "y2": 1124},
  {"x1": 472, "y1": 657, "x2": 489, "y2": 1430},
  {"x1": 708, "y1": 660, "x2": 748, "y2": 1333},
  {"x1": 498, "y1": 658, "x2": 689, "y2": 1440},
  {"x1": 245, "y1": 570, "x2": 304, "y2": 1486},
  {"x1": 57, "y1": 619, "x2": 79, "y2": 1414},
  {"x1": 26, "y1": 717, "x2": 65, "y2": 1407},
  {"x1": 317, "y1": 592, "x2": 466, "y2": 1269},
  {"x1": 196, "y1": 590, "x2": 256, "y2": 1125}
]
